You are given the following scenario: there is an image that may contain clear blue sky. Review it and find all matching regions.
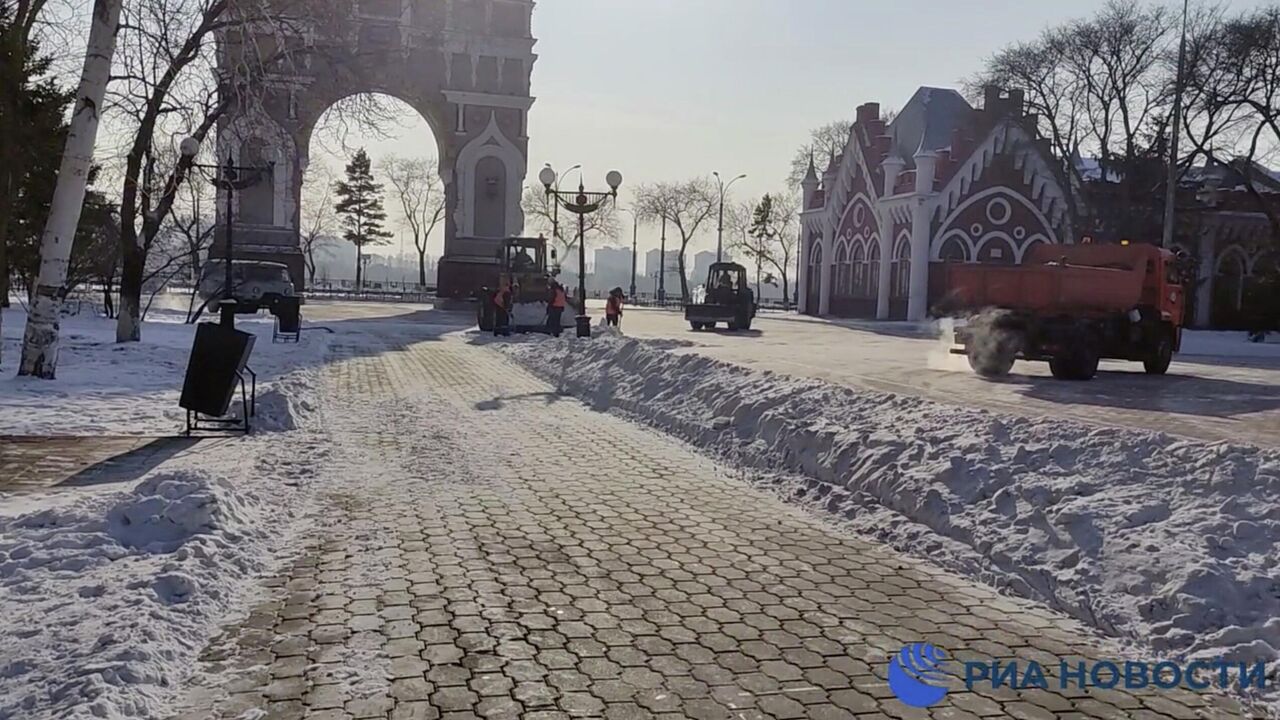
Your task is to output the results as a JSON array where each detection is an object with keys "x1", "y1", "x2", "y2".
[{"x1": 326, "y1": 0, "x2": 1267, "y2": 257}]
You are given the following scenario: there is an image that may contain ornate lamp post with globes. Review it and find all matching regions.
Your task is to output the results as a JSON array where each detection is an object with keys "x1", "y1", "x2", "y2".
[
  {"x1": 539, "y1": 165, "x2": 623, "y2": 338},
  {"x1": 180, "y1": 136, "x2": 276, "y2": 330}
]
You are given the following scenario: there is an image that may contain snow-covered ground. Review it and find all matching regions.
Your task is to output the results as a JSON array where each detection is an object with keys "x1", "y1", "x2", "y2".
[
  {"x1": 0, "y1": 303, "x2": 329, "y2": 436},
  {"x1": 0, "y1": 302, "x2": 344, "y2": 719},
  {"x1": 497, "y1": 331, "x2": 1280, "y2": 699},
  {"x1": 0, "y1": 465, "x2": 322, "y2": 720}
]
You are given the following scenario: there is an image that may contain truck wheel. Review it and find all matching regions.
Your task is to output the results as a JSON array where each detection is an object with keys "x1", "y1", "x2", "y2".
[
  {"x1": 1052, "y1": 336, "x2": 1100, "y2": 380},
  {"x1": 690, "y1": 322, "x2": 702, "y2": 331},
  {"x1": 1049, "y1": 357, "x2": 1073, "y2": 380},
  {"x1": 1144, "y1": 332, "x2": 1174, "y2": 375}
]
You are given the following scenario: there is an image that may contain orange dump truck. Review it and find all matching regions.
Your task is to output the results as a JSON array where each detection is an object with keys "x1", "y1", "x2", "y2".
[{"x1": 942, "y1": 244, "x2": 1187, "y2": 380}]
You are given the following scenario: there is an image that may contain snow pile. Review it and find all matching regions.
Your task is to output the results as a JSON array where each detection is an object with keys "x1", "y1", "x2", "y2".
[
  {"x1": 499, "y1": 334, "x2": 1280, "y2": 672},
  {"x1": 0, "y1": 307, "x2": 329, "y2": 435},
  {"x1": 1182, "y1": 331, "x2": 1280, "y2": 359},
  {"x1": 0, "y1": 471, "x2": 278, "y2": 720}
]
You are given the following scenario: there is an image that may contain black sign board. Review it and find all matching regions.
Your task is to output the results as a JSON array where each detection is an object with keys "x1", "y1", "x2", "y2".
[{"x1": 179, "y1": 323, "x2": 256, "y2": 417}]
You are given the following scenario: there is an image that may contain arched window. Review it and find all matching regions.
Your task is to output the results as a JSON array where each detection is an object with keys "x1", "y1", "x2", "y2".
[
  {"x1": 868, "y1": 241, "x2": 882, "y2": 301},
  {"x1": 834, "y1": 240, "x2": 851, "y2": 296},
  {"x1": 891, "y1": 236, "x2": 911, "y2": 298},
  {"x1": 851, "y1": 241, "x2": 867, "y2": 298},
  {"x1": 806, "y1": 237, "x2": 824, "y2": 314},
  {"x1": 1216, "y1": 249, "x2": 1248, "y2": 312},
  {"x1": 938, "y1": 235, "x2": 969, "y2": 263}
]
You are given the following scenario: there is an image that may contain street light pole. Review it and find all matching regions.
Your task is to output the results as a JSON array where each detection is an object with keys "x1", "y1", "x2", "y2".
[
  {"x1": 630, "y1": 212, "x2": 638, "y2": 299},
  {"x1": 540, "y1": 166, "x2": 623, "y2": 338},
  {"x1": 713, "y1": 172, "x2": 746, "y2": 263},
  {"x1": 620, "y1": 208, "x2": 639, "y2": 299},
  {"x1": 578, "y1": 187, "x2": 587, "y2": 318},
  {"x1": 181, "y1": 137, "x2": 274, "y2": 331},
  {"x1": 1162, "y1": 0, "x2": 1190, "y2": 249},
  {"x1": 658, "y1": 216, "x2": 667, "y2": 303},
  {"x1": 221, "y1": 153, "x2": 237, "y2": 328}
]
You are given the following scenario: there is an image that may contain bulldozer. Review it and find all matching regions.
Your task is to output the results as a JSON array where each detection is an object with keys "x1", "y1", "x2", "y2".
[{"x1": 477, "y1": 236, "x2": 577, "y2": 333}]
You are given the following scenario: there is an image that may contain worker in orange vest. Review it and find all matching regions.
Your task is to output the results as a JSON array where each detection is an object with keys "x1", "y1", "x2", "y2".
[
  {"x1": 605, "y1": 288, "x2": 625, "y2": 328},
  {"x1": 492, "y1": 282, "x2": 513, "y2": 337},
  {"x1": 546, "y1": 281, "x2": 568, "y2": 336}
]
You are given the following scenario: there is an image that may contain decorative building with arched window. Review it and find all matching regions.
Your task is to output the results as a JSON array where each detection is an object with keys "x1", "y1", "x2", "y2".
[
  {"x1": 797, "y1": 86, "x2": 1279, "y2": 328},
  {"x1": 798, "y1": 86, "x2": 1073, "y2": 321}
]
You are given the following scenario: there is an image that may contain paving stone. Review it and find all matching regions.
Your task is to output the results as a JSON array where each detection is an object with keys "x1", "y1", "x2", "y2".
[{"x1": 165, "y1": 334, "x2": 1261, "y2": 720}]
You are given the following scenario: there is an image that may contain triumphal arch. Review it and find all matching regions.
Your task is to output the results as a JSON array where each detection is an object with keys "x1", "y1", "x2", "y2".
[{"x1": 216, "y1": 0, "x2": 536, "y2": 293}]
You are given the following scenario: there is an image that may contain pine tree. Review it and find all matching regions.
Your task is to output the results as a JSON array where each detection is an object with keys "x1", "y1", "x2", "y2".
[{"x1": 333, "y1": 148, "x2": 393, "y2": 290}]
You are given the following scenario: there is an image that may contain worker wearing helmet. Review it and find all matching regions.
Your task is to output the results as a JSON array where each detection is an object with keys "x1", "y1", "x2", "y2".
[{"x1": 546, "y1": 281, "x2": 568, "y2": 337}]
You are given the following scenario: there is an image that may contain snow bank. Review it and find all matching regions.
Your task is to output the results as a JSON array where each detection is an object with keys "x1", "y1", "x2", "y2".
[
  {"x1": 499, "y1": 334, "x2": 1280, "y2": 675},
  {"x1": 1182, "y1": 330, "x2": 1280, "y2": 360},
  {"x1": 0, "y1": 471, "x2": 278, "y2": 720},
  {"x1": 0, "y1": 307, "x2": 328, "y2": 435}
]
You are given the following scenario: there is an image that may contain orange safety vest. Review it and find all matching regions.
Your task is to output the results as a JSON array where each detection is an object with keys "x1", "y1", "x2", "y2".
[
  {"x1": 550, "y1": 287, "x2": 567, "y2": 309},
  {"x1": 606, "y1": 295, "x2": 623, "y2": 316},
  {"x1": 493, "y1": 287, "x2": 508, "y2": 310}
]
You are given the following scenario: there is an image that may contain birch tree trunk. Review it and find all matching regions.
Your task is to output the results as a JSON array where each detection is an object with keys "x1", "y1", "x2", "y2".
[{"x1": 17, "y1": 0, "x2": 123, "y2": 379}]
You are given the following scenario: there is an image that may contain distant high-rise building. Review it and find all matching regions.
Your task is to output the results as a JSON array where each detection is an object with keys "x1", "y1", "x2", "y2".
[
  {"x1": 692, "y1": 251, "x2": 719, "y2": 287},
  {"x1": 592, "y1": 247, "x2": 633, "y2": 294}
]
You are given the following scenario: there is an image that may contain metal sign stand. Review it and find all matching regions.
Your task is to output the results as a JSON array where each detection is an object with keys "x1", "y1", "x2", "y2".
[{"x1": 184, "y1": 367, "x2": 257, "y2": 436}]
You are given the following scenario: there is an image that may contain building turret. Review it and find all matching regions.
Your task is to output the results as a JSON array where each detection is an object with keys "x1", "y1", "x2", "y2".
[{"x1": 801, "y1": 154, "x2": 820, "y2": 208}]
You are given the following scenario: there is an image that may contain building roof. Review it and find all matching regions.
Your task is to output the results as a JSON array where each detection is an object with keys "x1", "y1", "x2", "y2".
[{"x1": 886, "y1": 87, "x2": 973, "y2": 162}]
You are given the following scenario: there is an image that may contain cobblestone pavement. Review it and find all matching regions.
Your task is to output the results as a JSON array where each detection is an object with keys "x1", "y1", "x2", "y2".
[
  {"x1": 0, "y1": 436, "x2": 202, "y2": 493},
  {"x1": 172, "y1": 330, "x2": 1259, "y2": 719}
]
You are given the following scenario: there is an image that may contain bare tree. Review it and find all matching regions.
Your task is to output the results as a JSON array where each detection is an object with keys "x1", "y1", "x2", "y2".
[
  {"x1": 725, "y1": 200, "x2": 763, "y2": 295},
  {"x1": 787, "y1": 120, "x2": 852, "y2": 190},
  {"x1": 381, "y1": 155, "x2": 445, "y2": 287},
  {"x1": 103, "y1": 0, "x2": 328, "y2": 343},
  {"x1": 732, "y1": 194, "x2": 799, "y2": 311},
  {"x1": 1184, "y1": 6, "x2": 1280, "y2": 245},
  {"x1": 521, "y1": 182, "x2": 619, "y2": 263},
  {"x1": 164, "y1": 176, "x2": 216, "y2": 321},
  {"x1": 17, "y1": 0, "x2": 123, "y2": 378},
  {"x1": 635, "y1": 179, "x2": 718, "y2": 302},
  {"x1": 969, "y1": 27, "x2": 1090, "y2": 221},
  {"x1": 972, "y1": 0, "x2": 1178, "y2": 241},
  {"x1": 299, "y1": 162, "x2": 337, "y2": 287}
]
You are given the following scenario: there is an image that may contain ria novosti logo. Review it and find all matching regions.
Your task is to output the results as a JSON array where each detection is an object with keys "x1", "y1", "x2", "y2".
[
  {"x1": 888, "y1": 642, "x2": 1272, "y2": 709},
  {"x1": 888, "y1": 643, "x2": 951, "y2": 708}
]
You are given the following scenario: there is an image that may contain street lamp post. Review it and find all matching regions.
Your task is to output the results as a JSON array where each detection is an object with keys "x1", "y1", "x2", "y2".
[
  {"x1": 539, "y1": 165, "x2": 623, "y2": 338},
  {"x1": 1162, "y1": 0, "x2": 1190, "y2": 249},
  {"x1": 658, "y1": 216, "x2": 667, "y2": 303},
  {"x1": 713, "y1": 171, "x2": 747, "y2": 263},
  {"x1": 180, "y1": 137, "x2": 274, "y2": 330},
  {"x1": 621, "y1": 208, "x2": 639, "y2": 299}
]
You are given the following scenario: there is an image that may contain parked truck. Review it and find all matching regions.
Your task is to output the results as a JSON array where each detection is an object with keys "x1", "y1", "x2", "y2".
[{"x1": 942, "y1": 243, "x2": 1187, "y2": 381}]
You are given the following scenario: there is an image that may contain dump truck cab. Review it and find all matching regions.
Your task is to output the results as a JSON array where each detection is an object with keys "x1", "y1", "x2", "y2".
[{"x1": 685, "y1": 262, "x2": 756, "y2": 332}]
